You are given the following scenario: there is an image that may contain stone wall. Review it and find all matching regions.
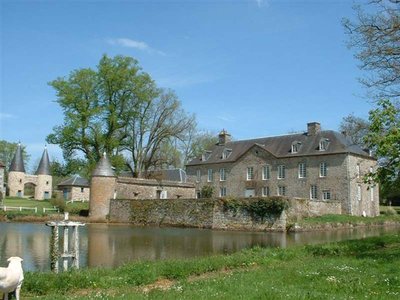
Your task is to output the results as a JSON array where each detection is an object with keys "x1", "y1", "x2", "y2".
[
  {"x1": 116, "y1": 177, "x2": 195, "y2": 200},
  {"x1": 286, "y1": 198, "x2": 342, "y2": 221},
  {"x1": 109, "y1": 197, "x2": 339, "y2": 231}
]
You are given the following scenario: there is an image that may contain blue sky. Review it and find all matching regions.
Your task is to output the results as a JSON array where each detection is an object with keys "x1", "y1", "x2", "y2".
[{"x1": 1, "y1": 0, "x2": 372, "y2": 170}]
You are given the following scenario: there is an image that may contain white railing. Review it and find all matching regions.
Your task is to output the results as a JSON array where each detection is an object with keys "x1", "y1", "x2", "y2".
[
  {"x1": 1, "y1": 206, "x2": 38, "y2": 213},
  {"x1": 0, "y1": 206, "x2": 60, "y2": 214},
  {"x1": 43, "y1": 207, "x2": 59, "y2": 213},
  {"x1": 66, "y1": 199, "x2": 87, "y2": 204}
]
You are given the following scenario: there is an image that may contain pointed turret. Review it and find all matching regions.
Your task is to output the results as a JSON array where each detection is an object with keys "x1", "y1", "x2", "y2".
[
  {"x1": 92, "y1": 152, "x2": 116, "y2": 177},
  {"x1": 9, "y1": 143, "x2": 25, "y2": 172},
  {"x1": 36, "y1": 146, "x2": 51, "y2": 175}
]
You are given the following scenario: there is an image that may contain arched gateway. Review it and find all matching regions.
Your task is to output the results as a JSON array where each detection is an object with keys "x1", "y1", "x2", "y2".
[{"x1": 8, "y1": 144, "x2": 52, "y2": 200}]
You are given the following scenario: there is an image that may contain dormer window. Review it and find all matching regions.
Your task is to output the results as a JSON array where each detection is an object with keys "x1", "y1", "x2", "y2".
[
  {"x1": 319, "y1": 138, "x2": 330, "y2": 151},
  {"x1": 222, "y1": 148, "x2": 232, "y2": 159},
  {"x1": 202, "y1": 151, "x2": 212, "y2": 161},
  {"x1": 291, "y1": 141, "x2": 302, "y2": 153}
]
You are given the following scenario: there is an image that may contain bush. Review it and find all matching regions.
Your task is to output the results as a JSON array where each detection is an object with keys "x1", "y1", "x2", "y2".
[
  {"x1": 385, "y1": 207, "x2": 398, "y2": 216},
  {"x1": 245, "y1": 197, "x2": 289, "y2": 221},
  {"x1": 221, "y1": 196, "x2": 289, "y2": 221},
  {"x1": 50, "y1": 198, "x2": 66, "y2": 213},
  {"x1": 201, "y1": 185, "x2": 214, "y2": 198}
]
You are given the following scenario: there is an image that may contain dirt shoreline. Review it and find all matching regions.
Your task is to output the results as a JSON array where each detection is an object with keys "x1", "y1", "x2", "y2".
[{"x1": 1, "y1": 214, "x2": 400, "y2": 232}]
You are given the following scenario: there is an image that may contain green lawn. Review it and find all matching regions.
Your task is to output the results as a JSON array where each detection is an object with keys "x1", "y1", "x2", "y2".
[
  {"x1": 1, "y1": 197, "x2": 58, "y2": 214},
  {"x1": 18, "y1": 234, "x2": 400, "y2": 299}
]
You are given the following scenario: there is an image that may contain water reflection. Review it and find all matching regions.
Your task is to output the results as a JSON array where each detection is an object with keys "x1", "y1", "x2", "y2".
[{"x1": 0, "y1": 222, "x2": 399, "y2": 272}]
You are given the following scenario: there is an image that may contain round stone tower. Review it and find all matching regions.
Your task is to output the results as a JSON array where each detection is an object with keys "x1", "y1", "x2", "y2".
[
  {"x1": 89, "y1": 153, "x2": 116, "y2": 220},
  {"x1": 8, "y1": 143, "x2": 26, "y2": 197},
  {"x1": 35, "y1": 146, "x2": 52, "y2": 200}
]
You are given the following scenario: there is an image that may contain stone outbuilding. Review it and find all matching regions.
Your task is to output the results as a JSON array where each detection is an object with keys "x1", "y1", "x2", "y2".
[
  {"x1": 89, "y1": 153, "x2": 196, "y2": 220},
  {"x1": 8, "y1": 144, "x2": 52, "y2": 200},
  {"x1": 57, "y1": 175, "x2": 90, "y2": 202}
]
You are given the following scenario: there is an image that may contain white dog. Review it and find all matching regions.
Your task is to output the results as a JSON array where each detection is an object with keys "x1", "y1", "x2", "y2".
[{"x1": 0, "y1": 257, "x2": 24, "y2": 300}]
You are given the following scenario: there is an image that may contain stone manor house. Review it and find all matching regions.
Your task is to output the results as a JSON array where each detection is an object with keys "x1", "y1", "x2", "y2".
[{"x1": 186, "y1": 122, "x2": 379, "y2": 217}]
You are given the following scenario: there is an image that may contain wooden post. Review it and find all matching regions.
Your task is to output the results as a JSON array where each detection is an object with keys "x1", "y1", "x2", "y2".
[
  {"x1": 50, "y1": 225, "x2": 59, "y2": 273},
  {"x1": 46, "y1": 212, "x2": 85, "y2": 272},
  {"x1": 63, "y1": 226, "x2": 69, "y2": 271}
]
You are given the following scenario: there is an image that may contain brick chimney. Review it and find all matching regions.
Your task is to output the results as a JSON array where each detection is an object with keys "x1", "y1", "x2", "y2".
[
  {"x1": 307, "y1": 122, "x2": 321, "y2": 136},
  {"x1": 218, "y1": 129, "x2": 231, "y2": 145}
]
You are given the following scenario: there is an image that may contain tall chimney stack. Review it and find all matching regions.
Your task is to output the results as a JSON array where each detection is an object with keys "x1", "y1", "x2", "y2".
[{"x1": 307, "y1": 122, "x2": 321, "y2": 136}]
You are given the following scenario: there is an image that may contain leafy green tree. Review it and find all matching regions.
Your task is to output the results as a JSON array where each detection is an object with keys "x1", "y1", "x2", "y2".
[
  {"x1": 47, "y1": 55, "x2": 156, "y2": 172},
  {"x1": 365, "y1": 99, "x2": 400, "y2": 194},
  {"x1": 343, "y1": 0, "x2": 400, "y2": 101}
]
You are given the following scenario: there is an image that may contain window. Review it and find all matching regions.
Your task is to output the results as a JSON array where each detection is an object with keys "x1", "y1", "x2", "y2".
[
  {"x1": 196, "y1": 169, "x2": 201, "y2": 182},
  {"x1": 277, "y1": 165, "x2": 285, "y2": 179},
  {"x1": 357, "y1": 185, "x2": 362, "y2": 201},
  {"x1": 319, "y1": 162, "x2": 327, "y2": 177},
  {"x1": 46, "y1": 181, "x2": 49, "y2": 185},
  {"x1": 222, "y1": 149, "x2": 232, "y2": 159},
  {"x1": 207, "y1": 169, "x2": 213, "y2": 182},
  {"x1": 262, "y1": 186, "x2": 270, "y2": 197},
  {"x1": 202, "y1": 151, "x2": 212, "y2": 161},
  {"x1": 370, "y1": 186, "x2": 375, "y2": 202},
  {"x1": 247, "y1": 167, "x2": 254, "y2": 180},
  {"x1": 291, "y1": 141, "x2": 302, "y2": 153},
  {"x1": 262, "y1": 165, "x2": 270, "y2": 180},
  {"x1": 219, "y1": 187, "x2": 227, "y2": 197},
  {"x1": 310, "y1": 185, "x2": 317, "y2": 200},
  {"x1": 278, "y1": 186, "x2": 286, "y2": 196},
  {"x1": 322, "y1": 190, "x2": 331, "y2": 200},
  {"x1": 220, "y1": 168, "x2": 226, "y2": 181},
  {"x1": 298, "y1": 163, "x2": 306, "y2": 178},
  {"x1": 356, "y1": 164, "x2": 360, "y2": 178},
  {"x1": 319, "y1": 138, "x2": 330, "y2": 151},
  {"x1": 80, "y1": 187, "x2": 84, "y2": 193},
  {"x1": 196, "y1": 191, "x2": 201, "y2": 199}
]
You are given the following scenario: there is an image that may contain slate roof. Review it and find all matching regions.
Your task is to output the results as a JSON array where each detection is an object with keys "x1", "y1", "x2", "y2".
[
  {"x1": 92, "y1": 153, "x2": 116, "y2": 177},
  {"x1": 0, "y1": 161, "x2": 5, "y2": 168},
  {"x1": 36, "y1": 147, "x2": 51, "y2": 175},
  {"x1": 9, "y1": 143, "x2": 25, "y2": 172},
  {"x1": 120, "y1": 168, "x2": 187, "y2": 182},
  {"x1": 186, "y1": 130, "x2": 373, "y2": 166},
  {"x1": 57, "y1": 175, "x2": 89, "y2": 188}
]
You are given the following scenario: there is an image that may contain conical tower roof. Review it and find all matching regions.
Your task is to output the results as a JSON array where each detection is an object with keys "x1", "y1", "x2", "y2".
[
  {"x1": 92, "y1": 152, "x2": 116, "y2": 177},
  {"x1": 36, "y1": 146, "x2": 51, "y2": 175},
  {"x1": 9, "y1": 143, "x2": 25, "y2": 173}
]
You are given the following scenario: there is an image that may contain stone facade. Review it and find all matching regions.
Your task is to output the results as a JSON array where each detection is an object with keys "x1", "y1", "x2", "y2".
[
  {"x1": 116, "y1": 177, "x2": 195, "y2": 200},
  {"x1": 186, "y1": 123, "x2": 380, "y2": 217},
  {"x1": 90, "y1": 176, "x2": 116, "y2": 220},
  {"x1": 61, "y1": 186, "x2": 90, "y2": 202},
  {"x1": 109, "y1": 197, "x2": 337, "y2": 231},
  {"x1": 8, "y1": 171, "x2": 25, "y2": 197},
  {"x1": 7, "y1": 145, "x2": 52, "y2": 200}
]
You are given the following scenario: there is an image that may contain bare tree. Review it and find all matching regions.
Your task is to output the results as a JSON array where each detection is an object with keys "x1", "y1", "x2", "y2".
[
  {"x1": 343, "y1": 0, "x2": 400, "y2": 101},
  {"x1": 125, "y1": 89, "x2": 195, "y2": 177},
  {"x1": 339, "y1": 114, "x2": 370, "y2": 148}
]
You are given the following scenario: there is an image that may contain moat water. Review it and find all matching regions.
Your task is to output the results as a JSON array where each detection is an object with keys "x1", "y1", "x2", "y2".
[{"x1": 0, "y1": 222, "x2": 399, "y2": 272}]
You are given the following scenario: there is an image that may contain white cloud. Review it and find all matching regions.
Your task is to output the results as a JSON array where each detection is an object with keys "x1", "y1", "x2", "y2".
[
  {"x1": 106, "y1": 38, "x2": 166, "y2": 56},
  {"x1": 255, "y1": 0, "x2": 269, "y2": 8},
  {"x1": 0, "y1": 113, "x2": 15, "y2": 120}
]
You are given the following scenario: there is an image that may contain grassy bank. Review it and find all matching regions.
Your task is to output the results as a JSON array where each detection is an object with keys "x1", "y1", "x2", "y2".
[{"x1": 16, "y1": 234, "x2": 400, "y2": 299}]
